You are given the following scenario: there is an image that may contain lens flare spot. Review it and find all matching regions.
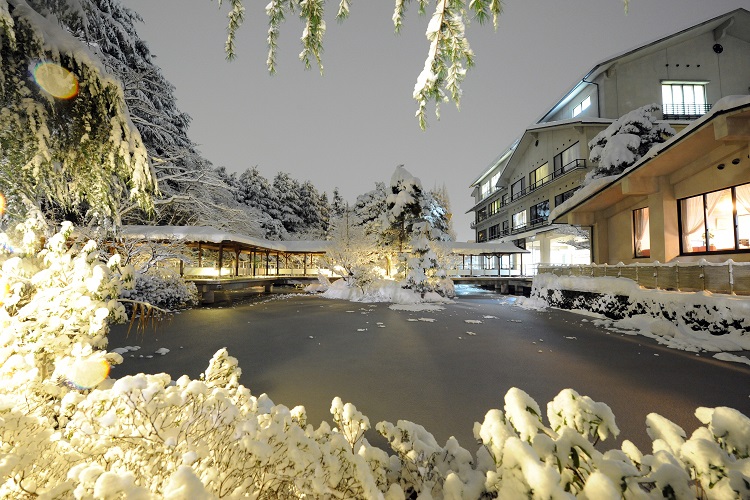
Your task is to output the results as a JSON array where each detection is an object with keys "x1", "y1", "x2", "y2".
[
  {"x1": 33, "y1": 62, "x2": 79, "y2": 99},
  {"x1": 68, "y1": 358, "x2": 110, "y2": 390},
  {"x1": 0, "y1": 192, "x2": 5, "y2": 216}
]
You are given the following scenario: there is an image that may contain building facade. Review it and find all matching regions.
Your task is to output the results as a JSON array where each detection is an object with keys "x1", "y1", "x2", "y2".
[
  {"x1": 553, "y1": 97, "x2": 750, "y2": 267},
  {"x1": 469, "y1": 8, "x2": 750, "y2": 274}
]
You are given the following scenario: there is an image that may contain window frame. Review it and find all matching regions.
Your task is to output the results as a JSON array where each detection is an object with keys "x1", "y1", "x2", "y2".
[
  {"x1": 512, "y1": 210, "x2": 527, "y2": 230},
  {"x1": 632, "y1": 207, "x2": 651, "y2": 258},
  {"x1": 677, "y1": 182, "x2": 750, "y2": 255},
  {"x1": 572, "y1": 95, "x2": 591, "y2": 118},
  {"x1": 661, "y1": 81, "x2": 708, "y2": 118}
]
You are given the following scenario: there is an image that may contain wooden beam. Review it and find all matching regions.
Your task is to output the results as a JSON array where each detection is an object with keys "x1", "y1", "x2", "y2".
[
  {"x1": 714, "y1": 115, "x2": 750, "y2": 142},
  {"x1": 568, "y1": 212, "x2": 595, "y2": 226},
  {"x1": 621, "y1": 176, "x2": 658, "y2": 195}
]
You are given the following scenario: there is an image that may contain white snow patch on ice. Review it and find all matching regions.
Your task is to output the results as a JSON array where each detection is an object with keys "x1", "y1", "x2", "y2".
[
  {"x1": 713, "y1": 352, "x2": 750, "y2": 366},
  {"x1": 389, "y1": 303, "x2": 445, "y2": 312}
]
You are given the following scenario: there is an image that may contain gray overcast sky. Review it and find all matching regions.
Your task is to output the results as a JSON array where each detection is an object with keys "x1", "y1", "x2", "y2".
[{"x1": 125, "y1": 0, "x2": 748, "y2": 241}]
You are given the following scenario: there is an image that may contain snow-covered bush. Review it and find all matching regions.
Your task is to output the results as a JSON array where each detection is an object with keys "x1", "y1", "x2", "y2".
[
  {"x1": 3, "y1": 222, "x2": 750, "y2": 498},
  {"x1": 587, "y1": 103, "x2": 675, "y2": 181},
  {"x1": 121, "y1": 269, "x2": 199, "y2": 311}
]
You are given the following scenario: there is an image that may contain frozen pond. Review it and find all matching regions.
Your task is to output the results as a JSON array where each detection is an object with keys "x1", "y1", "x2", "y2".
[{"x1": 108, "y1": 288, "x2": 750, "y2": 451}]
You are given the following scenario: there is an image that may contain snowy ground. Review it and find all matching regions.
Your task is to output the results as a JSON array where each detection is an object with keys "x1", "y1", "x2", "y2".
[{"x1": 107, "y1": 291, "x2": 750, "y2": 452}]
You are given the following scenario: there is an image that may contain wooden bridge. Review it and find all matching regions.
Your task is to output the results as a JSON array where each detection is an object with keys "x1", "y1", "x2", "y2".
[{"x1": 118, "y1": 225, "x2": 532, "y2": 303}]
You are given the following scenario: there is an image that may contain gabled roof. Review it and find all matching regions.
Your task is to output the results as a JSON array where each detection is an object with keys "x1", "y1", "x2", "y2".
[
  {"x1": 119, "y1": 225, "x2": 331, "y2": 254},
  {"x1": 470, "y1": 8, "x2": 750, "y2": 190},
  {"x1": 537, "y1": 8, "x2": 750, "y2": 123},
  {"x1": 551, "y1": 95, "x2": 750, "y2": 223}
]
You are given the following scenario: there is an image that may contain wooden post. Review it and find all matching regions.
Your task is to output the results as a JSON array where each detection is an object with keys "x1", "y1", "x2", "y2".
[
  {"x1": 198, "y1": 243, "x2": 203, "y2": 267},
  {"x1": 252, "y1": 249, "x2": 256, "y2": 276},
  {"x1": 276, "y1": 253, "x2": 280, "y2": 275},
  {"x1": 303, "y1": 253, "x2": 308, "y2": 275},
  {"x1": 265, "y1": 251, "x2": 270, "y2": 276},
  {"x1": 179, "y1": 259, "x2": 184, "y2": 277},
  {"x1": 234, "y1": 246, "x2": 240, "y2": 277},
  {"x1": 218, "y1": 243, "x2": 224, "y2": 277}
]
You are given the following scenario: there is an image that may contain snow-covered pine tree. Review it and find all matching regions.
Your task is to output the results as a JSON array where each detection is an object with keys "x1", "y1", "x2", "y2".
[
  {"x1": 404, "y1": 220, "x2": 453, "y2": 298},
  {"x1": 588, "y1": 103, "x2": 676, "y2": 180},
  {"x1": 235, "y1": 166, "x2": 287, "y2": 239},
  {"x1": 297, "y1": 180, "x2": 328, "y2": 238},
  {"x1": 0, "y1": 0, "x2": 154, "y2": 224},
  {"x1": 352, "y1": 182, "x2": 388, "y2": 238},
  {"x1": 421, "y1": 187, "x2": 454, "y2": 241},
  {"x1": 331, "y1": 187, "x2": 346, "y2": 219},
  {"x1": 272, "y1": 171, "x2": 304, "y2": 234},
  {"x1": 386, "y1": 165, "x2": 424, "y2": 252},
  {"x1": 59, "y1": 0, "x2": 259, "y2": 232}
]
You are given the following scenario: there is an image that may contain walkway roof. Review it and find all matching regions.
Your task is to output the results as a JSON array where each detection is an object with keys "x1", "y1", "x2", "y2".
[{"x1": 119, "y1": 225, "x2": 528, "y2": 256}]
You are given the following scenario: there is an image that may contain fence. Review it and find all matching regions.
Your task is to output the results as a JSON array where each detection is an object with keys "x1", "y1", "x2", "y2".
[{"x1": 537, "y1": 261, "x2": 750, "y2": 296}]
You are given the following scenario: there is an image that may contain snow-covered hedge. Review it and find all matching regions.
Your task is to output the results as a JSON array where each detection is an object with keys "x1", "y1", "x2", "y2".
[
  {"x1": 121, "y1": 270, "x2": 199, "y2": 311},
  {"x1": 530, "y1": 274, "x2": 750, "y2": 354},
  {"x1": 2, "y1": 223, "x2": 750, "y2": 498}
]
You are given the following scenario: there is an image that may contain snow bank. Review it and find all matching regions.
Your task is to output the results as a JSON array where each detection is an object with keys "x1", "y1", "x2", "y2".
[
  {"x1": 320, "y1": 278, "x2": 452, "y2": 305},
  {"x1": 530, "y1": 273, "x2": 750, "y2": 353}
]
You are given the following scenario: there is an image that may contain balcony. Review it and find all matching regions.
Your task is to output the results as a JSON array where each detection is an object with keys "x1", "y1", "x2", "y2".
[
  {"x1": 504, "y1": 159, "x2": 586, "y2": 206},
  {"x1": 662, "y1": 103, "x2": 711, "y2": 120}
]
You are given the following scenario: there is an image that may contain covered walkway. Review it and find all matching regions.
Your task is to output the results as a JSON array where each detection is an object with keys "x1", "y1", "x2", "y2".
[{"x1": 119, "y1": 225, "x2": 530, "y2": 279}]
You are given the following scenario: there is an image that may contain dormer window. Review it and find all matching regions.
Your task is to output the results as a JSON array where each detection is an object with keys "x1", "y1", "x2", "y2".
[
  {"x1": 662, "y1": 82, "x2": 709, "y2": 119},
  {"x1": 572, "y1": 96, "x2": 591, "y2": 117}
]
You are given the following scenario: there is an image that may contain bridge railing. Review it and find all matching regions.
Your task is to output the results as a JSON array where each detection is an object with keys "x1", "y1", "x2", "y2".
[{"x1": 537, "y1": 261, "x2": 750, "y2": 295}]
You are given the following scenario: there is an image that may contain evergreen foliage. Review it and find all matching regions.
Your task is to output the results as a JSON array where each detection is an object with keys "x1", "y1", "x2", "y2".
[
  {"x1": 588, "y1": 103, "x2": 676, "y2": 180},
  {"x1": 0, "y1": 0, "x2": 154, "y2": 224}
]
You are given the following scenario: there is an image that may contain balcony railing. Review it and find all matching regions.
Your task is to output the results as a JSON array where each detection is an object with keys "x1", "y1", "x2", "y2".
[
  {"x1": 505, "y1": 160, "x2": 586, "y2": 206},
  {"x1": 662, "y1": 103, "x2": 711, "y2": 120}
]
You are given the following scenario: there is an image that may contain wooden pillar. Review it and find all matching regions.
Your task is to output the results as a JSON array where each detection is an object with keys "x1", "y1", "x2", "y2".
[
  {"x1": 198, "y1": 243, "x2": 203, "y2": 267},
  {"x1": 276, "y1": 253, "x2": 280, "y2": 275},
  {"x1": 251, "y1": 249, "x2": 256, "y2": 276},
  {"x1": 497, "y1": 254, "x2": 501, "y2": 276},
  {"x1": 303, "y1": 253, "x2": 308, "y2": 275},
  {"x1": 265, "y1": 251, "x2": 270, "y2": 276},
  {"x1": 179, "y1": 259, "x2": 184, "y2": 277},
  {"x1": 218, "y1": 243, "x2": 224, "y2": 277},
  {"x1": 285, "y1": 254, "x2": 289, "y2": 274},
  {"x1": 234, "y1": 246, "x2": 240, "y2": 277},
  {"x1": 469, "y1": 255, "x2": 473, "y2": 277},
  {"x1": 462, "y1": 255, "x2": 465, "y2": 270}
]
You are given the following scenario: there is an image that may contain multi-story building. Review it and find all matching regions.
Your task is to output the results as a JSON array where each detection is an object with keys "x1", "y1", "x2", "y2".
[{"x1": 469, "y1": 8, "x2": 750, "y2": 274}]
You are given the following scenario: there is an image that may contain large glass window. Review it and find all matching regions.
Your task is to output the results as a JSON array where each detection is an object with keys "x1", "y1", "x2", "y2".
[
  {"x1": 679, "y1": 183, "x2": 750, "y2": 254},
  {"x1": 553, "y1": 143, "x2": 580, "y2": 175},
  {"x1": 633, "y1": 207, "x2": 650, "y2": 257},
  {"x1": 502, "y1": 220, "x2": 509, "y2": 235},
  {"x1": 530, "y1": 200, "x2": 550, "y2": 225},
  {"x1": 554, "y1": 187, "x2": 579, "y2": 206},
  {"x1": 511, "y1": 178, "x2": 525, "y2": 201},
  {"x1": 529, "y1": 163, "x2": 550, "y2": 191},
  {"x1": 512, "y1": 210, "x2": 527, "y2": 230},
  {"x1": 662, "y1": 82, "x2": 708, "y2": 118}
]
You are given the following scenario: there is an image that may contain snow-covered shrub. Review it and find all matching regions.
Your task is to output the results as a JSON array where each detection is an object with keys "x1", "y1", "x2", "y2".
[
  {"x1": 531, "y1": 273, "x2": 750, "y2": 344},
  {"x1": 587, "y1": 103, "x2": 675, "y2": 181},
  {"x1": 121, "y1": 269, "x2": 199, "y2": 310}
]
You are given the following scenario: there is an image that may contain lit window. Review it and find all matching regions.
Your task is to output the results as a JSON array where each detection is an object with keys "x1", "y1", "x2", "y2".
[
  {"x1": 529, "y1": 163, "x2": 550, "y2": 190},
  {"x1": 512, "y1": 210, "x2": 527, "y2": 230},
  {"x1": 679, "y1": 183, "x2": 750, "y2": 253},
  {"x1": 572, "y1": 95, "x2": 591, "y2": 117},
  {"x1": 662, "y1": 82, "x2": 708, "y2": 118},
  {"x1": 633, "y1": 207, "x2": 650, "y2": 257}
]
